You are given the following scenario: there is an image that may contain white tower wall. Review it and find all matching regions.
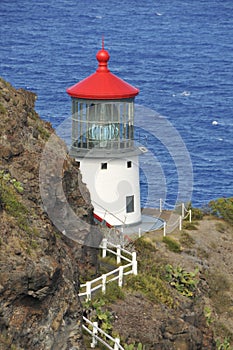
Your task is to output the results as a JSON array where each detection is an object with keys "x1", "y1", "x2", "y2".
[{"x1": 77, "y1": 156, "x2": 141, "y2": 226}]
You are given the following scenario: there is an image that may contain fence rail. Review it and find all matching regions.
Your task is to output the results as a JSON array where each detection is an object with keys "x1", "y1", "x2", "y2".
[
  {"x1": 83, "y1": 316, "x2": 125, "y2": 350},
  {"x1": 162, "y1": 201, "x2": 192, "y2": 236},
  {"x1": 81, "y1": 201, "x2": 192, "y2": 348},
  {"x1": 79, "y1": 239, "x2": 137, "y2": 301}
]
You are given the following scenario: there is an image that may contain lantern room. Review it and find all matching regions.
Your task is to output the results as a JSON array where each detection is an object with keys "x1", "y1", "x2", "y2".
[{"x1": 67, "y1": 43, "x2": 143, "y2": 227}]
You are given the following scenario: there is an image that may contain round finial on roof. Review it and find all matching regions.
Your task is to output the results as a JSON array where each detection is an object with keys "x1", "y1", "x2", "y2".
[{"x1": 96, "y1": 39, "x2": 110, "y2": 72}]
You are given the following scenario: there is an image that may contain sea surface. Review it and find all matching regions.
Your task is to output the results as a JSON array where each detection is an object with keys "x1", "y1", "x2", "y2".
[{"x1": 1, "y1": 0, "x2": 233, "y2": 209}]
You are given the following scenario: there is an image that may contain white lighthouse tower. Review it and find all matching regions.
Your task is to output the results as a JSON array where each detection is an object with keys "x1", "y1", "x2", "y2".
[{"x1": 67, "y1": 43, "x2": 143, "y2": 227}]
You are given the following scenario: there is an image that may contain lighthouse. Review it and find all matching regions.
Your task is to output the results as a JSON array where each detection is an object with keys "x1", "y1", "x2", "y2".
[{"x1": 67, "y1": 43, "x2": 143, "y2": 227}]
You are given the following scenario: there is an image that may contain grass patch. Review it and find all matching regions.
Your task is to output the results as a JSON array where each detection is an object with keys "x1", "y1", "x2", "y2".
[
  {"x1": 125, "y1": 273, "x2": 175, "y2": 308},
  {"x1": 37, "y1": 124, "x2": 50, "y2": 140},
  {"x1": 182, "y1": 221, "x2": 198, "y2": 230},
  {"x1": 162, "y1": 236, "x2": 181, "y2": 253},
  {"x1": 95, "y1": 281, "x2": 125, "y2": 304},
  {"x1": 0, "y1": 172, "x2": 38, "y2": 240},
  {"x1": 121, "y1": 237, "x2": 176, "y2": 307}
]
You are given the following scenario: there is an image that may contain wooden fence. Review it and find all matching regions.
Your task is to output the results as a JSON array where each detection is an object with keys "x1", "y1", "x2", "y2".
[
  {"x1": 83, "y1": 316, "x2": 125, "y2": 350},
  {"x1": 79, "y1": 239, "x2": 137, "y2": 301}
]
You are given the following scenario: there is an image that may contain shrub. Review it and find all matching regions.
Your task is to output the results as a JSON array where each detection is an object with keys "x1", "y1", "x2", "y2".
[
  {"x1": 165, "y1": 264, "x2": 199, "y2": 298},
  {"x1": 126, "y1": 274, "x2": 175, "y2": 308},
  {"x1": 209, "y1": 197, "x2": 233, "y2": 225},
  {"x1": 182, "y1": 221, "x2": 198, "y2": 230},
  {"x1": 83, "y1": 298, "x2": 113, "y2": 334}
]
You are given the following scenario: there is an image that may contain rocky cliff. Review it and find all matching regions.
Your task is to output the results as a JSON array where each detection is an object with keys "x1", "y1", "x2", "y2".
[{"x1": 0, "y1": 78, "x2": 102, "y2": 349}]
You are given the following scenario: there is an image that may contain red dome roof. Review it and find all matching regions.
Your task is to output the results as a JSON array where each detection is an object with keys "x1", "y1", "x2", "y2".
[{"x1": 66, "y1": 47, "x2": 139, "y2": 100}]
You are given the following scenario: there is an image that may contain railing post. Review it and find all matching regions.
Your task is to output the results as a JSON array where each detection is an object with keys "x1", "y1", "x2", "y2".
[
  {"x1": 114, "y1": 337, "x2": 120, "y2": 350},
  {"x1": 160, "y1": 198, "x2": 163, "y2": 213},
  {"x1": 102, "y1": 238, "x2": 107, "y2": 258},
  {"x1": 102, "y1": 274, "x2": 106, "y2": 294},
  {"x1": 132, "y1": 252, "x2": 137, "y2": 275},
  {"x1": 91, "y1": 321, "x2": 98, "y2": 348},
  {"x1": 118, "y1": 266, "x2": 123, "y2": 287},
  {"x1": 182, "y1": 203, "x2": 185, "y2": 218},
  {"x1": 86, "y1": 281, "x2": 92, "y2": 301},
  {"x1": 189, "y1": 209, "x2": 192, "y2": 223},
  {"x1": 163, "y1": 221, "x2": 166, "y2": 236},
  {"x1": 179, "y1": 215, "x2": 182, "y2": 230},
  {"x1": 138, "y1": 227, "x2": 141, "y2": 238},
  {"x1": 116, "y1": 245, "x2": 121, "y2": 264}
]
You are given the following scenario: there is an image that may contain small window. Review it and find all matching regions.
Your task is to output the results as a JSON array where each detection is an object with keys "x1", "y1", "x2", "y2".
[
  {"x1": 127, "y1": 161, "x2": 132, "y2": 168},
  {"x1": 101, "y1": 162, "x2": 107, "y2": 170},
  {"x1": 126, "y1": 195, "x2": 134, "y2": 213}
]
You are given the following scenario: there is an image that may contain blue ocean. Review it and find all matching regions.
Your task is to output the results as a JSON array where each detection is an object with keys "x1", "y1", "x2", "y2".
[{"x1": 1, "y1": 0, "x2": 233, "y2": 208}]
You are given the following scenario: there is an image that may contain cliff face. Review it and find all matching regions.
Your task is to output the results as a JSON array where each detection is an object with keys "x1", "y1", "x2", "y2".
[{"x1": 0, "y1": 78, "x2": 102, "y2": 349}]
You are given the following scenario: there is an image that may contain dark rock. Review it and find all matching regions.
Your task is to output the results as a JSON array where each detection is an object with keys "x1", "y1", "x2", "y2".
[{"x1": 0, "y1": 78, "x2": 103, "y2": 349}]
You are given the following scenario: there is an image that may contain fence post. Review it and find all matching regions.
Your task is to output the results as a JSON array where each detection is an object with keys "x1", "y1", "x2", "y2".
[
  {"x1": 182, "y1": 203, "x2": 185, "y2": 218},
  {"x1": 163, "y1": 221, "x2": 166, "y2": 236},
  {"x1": 118, "y1": 266, "x2": 124, "y2": 287},
  {"x1": 132, "y1": 252, "x2": 137, "y2": 275},
  {"x1": 116, "y1": 245, "x2": 121, "y2": 264},
  {"x1": 102, "y1": 274, "x2": 106, "y2": 294},
  {"x1": 159, "y1": 198, "x2": 163, "y2": 213},
  {"x1": 138, "y1": 227, "x2": 141, "y2": 238},
  {"x1": 102, "y1": 238, "x2": 107, "y2": 258},
  {"x1": 179, "y1": 215, "x2": 182, "y2": 231},
  {"x1": 189, "y1": 209, "x2": 192, "y2": 223},
  {"x1": 91, "y1": 321, "x2": 98, "y2": 348},
  {"x1": 86, "y1": 281, "x2": 91, "y2": 301},
  {"x1": 114, "y1": 337, "x2": 120, "y2": 350}
]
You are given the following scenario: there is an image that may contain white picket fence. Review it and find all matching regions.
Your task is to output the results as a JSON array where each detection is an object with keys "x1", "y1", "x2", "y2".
[
  {"x1": 79, "y1": 239, "x2": 137, "y2": 301},
  {"x1": 83, "y1": 316, "x2": 125, "y2": 350},
  {"x1": 80, "y1": 239, "x2": 137, "y2": 349}
]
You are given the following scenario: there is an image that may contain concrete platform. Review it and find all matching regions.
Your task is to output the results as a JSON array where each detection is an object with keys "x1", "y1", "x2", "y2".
[{"x1": 116, "y1": 214, "x2": 164, "y2": 237}]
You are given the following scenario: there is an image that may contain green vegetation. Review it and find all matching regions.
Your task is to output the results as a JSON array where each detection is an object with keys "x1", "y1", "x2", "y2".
[
  {"x1": 125, "y1": 238, "x2": 176, "y2": 308},
  {"x1": 182, "y1": 220, "x2": 198, "y2": 230},
  {"x1": 216, "y1": 338, "x2": 233, "y2": 350},
  {"x1": 0, "y1": 170, "x2": 38, "y2": 241},
  {"x1": 204, "y1": 306, "x2": 213, "y2": 326},
  {"x1": 83, "y1": 298, "x2": 113, "y2": 335},
  {"x1": 184, "y1": 203, "x2": 204, "y2": 220},
  {"x1": 83, "y1": 297, "x2": 145, "y2": 350},
  {"x1": 162, "y1": 236, "x2": 181, "y2": 253},
  {"x1": 0, "y1": 173, "x2": 27, "y2": 221},
  {"x1": 165, "y1": 264, "x2": 199, "y2": 298},
  {"x1": 37, "y1": 124, "x2": 50, "y2": 140},
  {"x1": 209, "y1": 197, "x2": 233, "y2": 225},
  {"x1": 126, "y1": 273, "x2": 175, "y2": 308},
  {"x1": 0, "y1": 171, "x2": 23, "y2": 193},
  {"x1": 123, "y1": 342, "x2": 145, "y2": 350}
]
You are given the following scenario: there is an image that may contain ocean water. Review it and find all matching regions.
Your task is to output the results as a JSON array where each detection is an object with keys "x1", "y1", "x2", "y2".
[{"x1": 1, "y1": 0, "x2": 233, "y2": 208}]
